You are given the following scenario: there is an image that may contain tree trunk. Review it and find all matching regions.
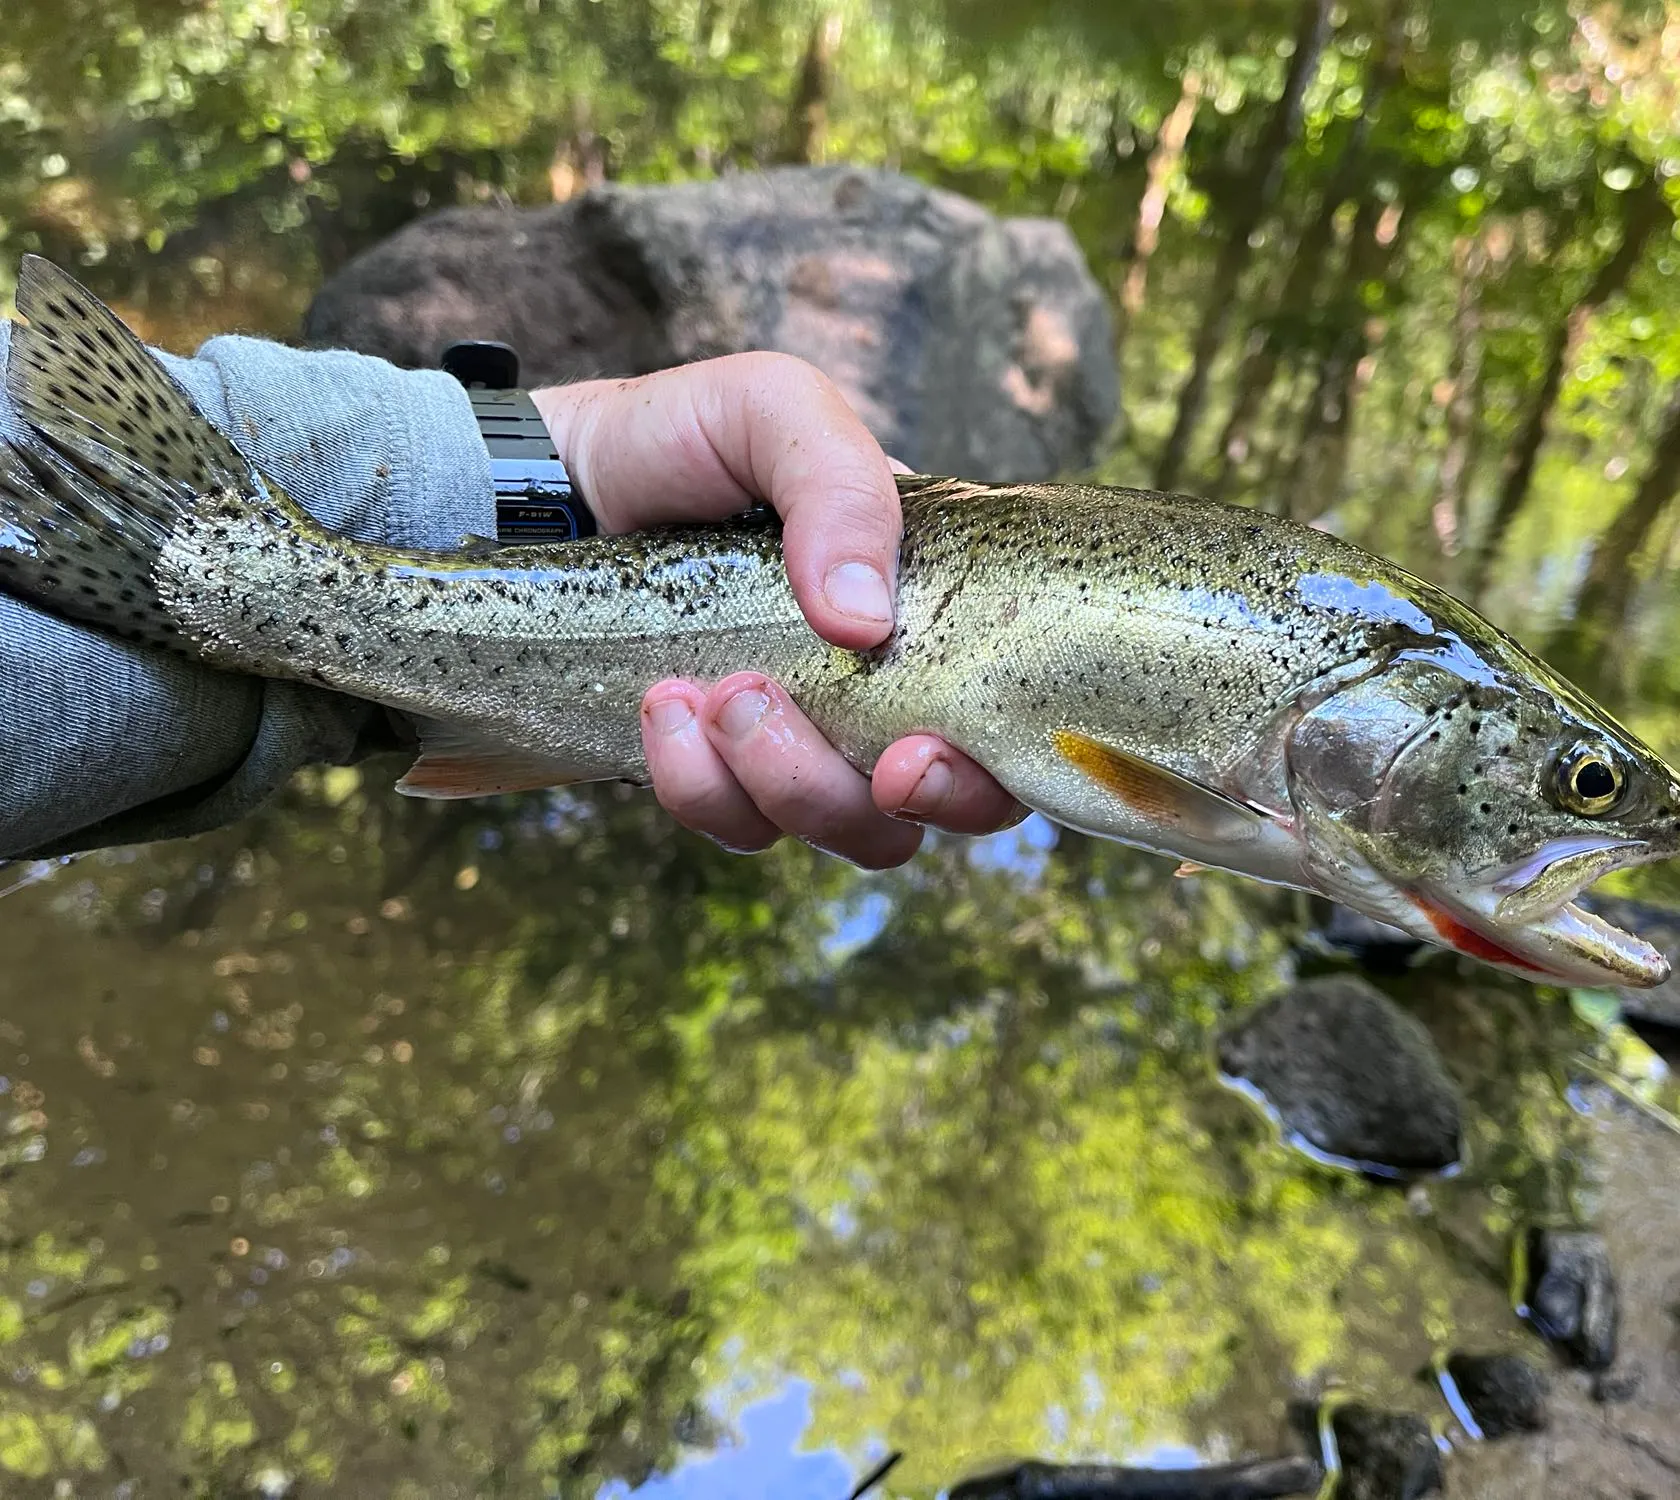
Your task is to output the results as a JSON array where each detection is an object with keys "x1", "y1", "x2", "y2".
[
  {"x1": 549, "y1": 98, "x2": 607, "y2": 203},
  {"x1": 1432, "y1": 234, "x2": 1488, "y2": 563},
  {"x1": 1285, "y1": 198, "x2": 1408, "y2": 517},
  {"x1": 1249, "y1": 362, "x2": 1321, "y2": 512},
  {"x1": 1467, "y1": 175, "x2": 1670, "y2": 594},
  {"x1": 1211, "y1": 0, "x2": 1409, "y2": 494},
  {"x1": 1114, "y1": 67, "x2": 1204, "y2": 344},
  {"x1": 1153, "y1": 0, "x2": 1334, "y2": 492},
  {"x1": 779, "y1": 12, "x2": 843, "y2": 165},
  {"x1": 1573, "y1": 381, "x2": 1680, "y2": 631}
]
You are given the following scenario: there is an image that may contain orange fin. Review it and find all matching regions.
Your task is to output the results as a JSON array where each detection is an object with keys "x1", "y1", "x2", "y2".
[
  {"x1": 1051, "y1": 729, "x2": 1268, "y2": 843},
  {"x1": 395, "y1": 722, "x2": 586, "y2": 800},
  {"x1": 1174, "y1": 861, "x2": 1207, "y2": 878}
]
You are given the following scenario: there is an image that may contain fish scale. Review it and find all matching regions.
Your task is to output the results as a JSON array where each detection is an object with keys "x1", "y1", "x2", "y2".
[{"x1": 3, "y1": 253, "x2": 1680, "y2": 989}]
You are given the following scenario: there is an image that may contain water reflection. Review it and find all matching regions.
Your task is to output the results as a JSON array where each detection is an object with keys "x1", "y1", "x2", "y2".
[
  {"x1": 0, "y1": 751, "x2": 1669, "y2": 1496},
  {"x1": 601, "y1": 1383, "x2": 861, "y2": 1500}
]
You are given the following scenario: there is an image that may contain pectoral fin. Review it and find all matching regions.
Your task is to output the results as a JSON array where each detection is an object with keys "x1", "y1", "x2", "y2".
[
  {"x1": 395, "y1": 720, "x2": 589, "y2": 799},
  {"x1": 1051, "y1": 729, "x2": 1270, "y2": 844},
  {"x1": 456, "y1": 533, "x2": 507, "y2": 559}
]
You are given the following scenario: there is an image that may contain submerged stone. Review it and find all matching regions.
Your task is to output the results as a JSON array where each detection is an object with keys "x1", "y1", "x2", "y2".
[
  {"x1": 1328, "y1": 1407, "x2": 1442, "y2": 1500},
  {"x1": 1217, "y1": 976, "x2": 1462, "y2": 1175},
  {"x1": 1310, "y1": 903, "x2": 1424, "y2": 971},
  {"x1": 1524, "y1": 1227, "x2": 1619, "y2": 1370},
  {"x1": 1592, "y1": 1367, "x2": 1642, "y2": 1405},
  {"x1": 1443, "y1": 1351, "x2": 1550, "y2": 1437}
]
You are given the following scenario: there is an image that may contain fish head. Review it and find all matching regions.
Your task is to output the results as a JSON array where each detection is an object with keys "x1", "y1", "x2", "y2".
[{"x1": 1286, "y1": 644, "x2": 1680, "y2": 987}]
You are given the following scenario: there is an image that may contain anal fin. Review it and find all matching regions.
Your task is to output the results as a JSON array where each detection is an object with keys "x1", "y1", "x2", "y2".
[
  {"x1": 395, "y1": 720, "x2": 591, "y2": 800},
  {"x1": 1051, "y1": 729, "x2": 1271, "y2": 844}
]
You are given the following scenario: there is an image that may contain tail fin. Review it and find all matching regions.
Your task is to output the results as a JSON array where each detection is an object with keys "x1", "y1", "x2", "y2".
[{"x1": 0, "y1": 254, "x2": 266, "y2": 653}]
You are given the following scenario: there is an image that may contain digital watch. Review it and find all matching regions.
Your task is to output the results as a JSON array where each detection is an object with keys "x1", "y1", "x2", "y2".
[{"x1": 440, "y1": 339, "x2": 598, "y2": 544}]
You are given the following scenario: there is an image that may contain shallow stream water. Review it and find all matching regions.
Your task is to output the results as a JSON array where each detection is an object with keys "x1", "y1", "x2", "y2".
[{"x1": 1, "y1": 729, "x2": 1677, "y2": 1495}]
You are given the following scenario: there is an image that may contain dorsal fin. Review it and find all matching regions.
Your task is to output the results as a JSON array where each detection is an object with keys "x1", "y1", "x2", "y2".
[{"x1": 8, "y1": 255, "x2": 262, "y2": 512}]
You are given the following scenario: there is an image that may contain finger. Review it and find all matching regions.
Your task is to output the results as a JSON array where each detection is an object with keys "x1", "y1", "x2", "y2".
[
  {"x1": 871, "y1": 735, "x2": 1028, "y2": 834},
  {"x1": 536, "y1": 354, "x2": 903, "y2": 651},
  {"x1": 640, "y1": 681, "x2": 782, "y2": 854},
  {"x1": 700, "y1": 672, "x2": 925, "y2": 870}
]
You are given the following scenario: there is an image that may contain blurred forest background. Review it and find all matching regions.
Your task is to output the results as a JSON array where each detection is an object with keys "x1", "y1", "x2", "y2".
[{"x1": 4, "y1": 0, "x2": 1680, "y2": 681}]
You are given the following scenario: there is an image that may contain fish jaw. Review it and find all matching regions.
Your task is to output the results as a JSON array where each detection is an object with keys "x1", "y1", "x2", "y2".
[{"x1": 1405, "y1": 836, "x2": 1670, "y2": 988}]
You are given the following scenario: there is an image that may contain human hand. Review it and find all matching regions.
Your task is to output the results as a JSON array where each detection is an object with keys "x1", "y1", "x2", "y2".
[{"x1": 532, "y1": 354, "x2": 1024, "y2": 868}]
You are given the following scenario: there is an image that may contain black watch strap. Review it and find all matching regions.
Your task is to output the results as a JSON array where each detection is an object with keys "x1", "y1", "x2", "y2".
[{"x1": 440, "y1": 339, "x2": 597, "y2": 543}]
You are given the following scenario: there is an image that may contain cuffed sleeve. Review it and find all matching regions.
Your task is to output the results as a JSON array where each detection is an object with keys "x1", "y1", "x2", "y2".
[{"x1": 0, "y1": 320, "x2": 494, "y2": 859}]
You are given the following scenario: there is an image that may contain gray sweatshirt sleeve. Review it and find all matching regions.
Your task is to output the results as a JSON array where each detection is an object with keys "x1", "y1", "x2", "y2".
[{"x1": 0, "y1": 322, "x2": 495, "y2": 860}]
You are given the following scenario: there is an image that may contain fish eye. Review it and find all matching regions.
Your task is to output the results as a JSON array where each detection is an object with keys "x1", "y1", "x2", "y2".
[{"x1": 1553, "y1": 741, "x2": 1625, "y2": 817}]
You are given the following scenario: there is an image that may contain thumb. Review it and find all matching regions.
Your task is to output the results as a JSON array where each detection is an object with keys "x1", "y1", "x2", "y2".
[{"x1": 534, "y1": 353, "x2": 902, "y2": 651}]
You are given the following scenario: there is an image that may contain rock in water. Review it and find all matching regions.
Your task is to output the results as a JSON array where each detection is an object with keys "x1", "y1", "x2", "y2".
[
  {"x1": 1443, "y1": 1352, "x2": 1550, "y2": 1437},
  {"x1": 1217, "y1": 976, "x2": 1462, "y2": 1175},
  {"x1": 302, "y1": 166, "x2": 1119, "y2": 483},
  {"x1": 1309, "y1": 902, "x2": 1423, "y2": 971},
  {"x1": 1524, "y1": 1228, "x2": 1619, "y2": 1370},
  {"x1": 1326, "y1": 1408, "x2": 1442, "y2": 1500}
]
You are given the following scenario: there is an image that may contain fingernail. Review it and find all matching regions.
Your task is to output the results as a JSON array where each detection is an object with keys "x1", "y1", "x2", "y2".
[
  {"x1": 824, "y1": 560, "x2": 893, "y2": 627},
  {"x1": 646, "y1": 698, "x2": 693, "y2": 736},
  {"x1": 902, "y1": 756, "x2": 954, "y2": 818},
  {"x1": 716, "y1": 686, "x2": 770, "y2": 740}
]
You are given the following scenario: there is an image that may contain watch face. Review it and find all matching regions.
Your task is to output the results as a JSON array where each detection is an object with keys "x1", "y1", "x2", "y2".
[
  {"x1": 471, "y1": 388, "x2": 595, "y2": 541},
  {"x1": 495, "y1": 495, "x2": 593, "y2": 542}
]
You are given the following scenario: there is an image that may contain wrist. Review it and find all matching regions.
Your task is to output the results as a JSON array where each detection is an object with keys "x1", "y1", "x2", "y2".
[
  {"x1": 530, "y1": 380, "x2": 615, "y2": 527},
  {"x1": 440, "y1": 341, "x2": 599, "y2": 543}
]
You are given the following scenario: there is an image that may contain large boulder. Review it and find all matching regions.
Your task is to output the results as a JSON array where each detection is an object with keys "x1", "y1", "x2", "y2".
[{"x1": 302, "y1": 166, "x2": 1119, "y2": 482}]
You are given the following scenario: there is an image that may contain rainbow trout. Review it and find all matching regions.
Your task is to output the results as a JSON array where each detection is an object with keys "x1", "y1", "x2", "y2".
[{"x1": 3, "y1": 254, "x2": 1679, "y2": 987}]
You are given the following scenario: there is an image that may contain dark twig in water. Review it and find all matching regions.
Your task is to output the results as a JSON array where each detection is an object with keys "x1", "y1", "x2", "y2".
[
  {"x1": 25, "y1": 1276, "x2": 133, "y2": 1325},
  {"x1": 947, "y1": 1456, "x2": 1324, "y2": 1500},
  {"x1": 846, "y1": 1450, "x2": 904, "y2": 1500}
]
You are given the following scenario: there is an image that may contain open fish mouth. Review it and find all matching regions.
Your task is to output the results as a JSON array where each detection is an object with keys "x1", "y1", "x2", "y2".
[
  {"x1": 1416, "y1": 836, "x2": 1671, "y2": 988},
  {"x1": 1524, "y1": 898, "x2": 1669, "y2": 987}
]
